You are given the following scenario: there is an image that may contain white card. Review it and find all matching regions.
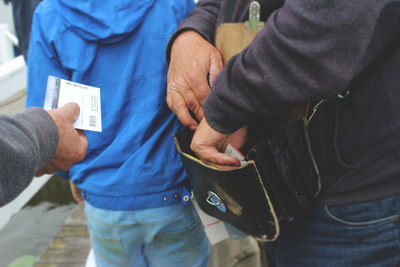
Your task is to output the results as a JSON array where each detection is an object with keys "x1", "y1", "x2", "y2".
[
  {"x1": 225, "y1": 144, "x2": 247, "y2": 166},
  {"x1": 44, "y1": 76, "x2": 102, "y2": 132}
]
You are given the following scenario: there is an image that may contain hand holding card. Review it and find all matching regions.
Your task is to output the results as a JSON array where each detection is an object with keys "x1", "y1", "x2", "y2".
[{"x1": 44, "y1": 76, "x2": 102, "y2": 132}]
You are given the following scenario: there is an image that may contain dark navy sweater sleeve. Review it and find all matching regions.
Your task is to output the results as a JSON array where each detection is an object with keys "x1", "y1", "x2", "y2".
[
  {"x1": 0, "y1": 107, "x2": 58, "y2": 206},
  {"x1": 195, "y1": 0, "x2": 394, "y2": 133},
  {"x1": 206, "y1": 0, "x2": 396, "y2": 133}
]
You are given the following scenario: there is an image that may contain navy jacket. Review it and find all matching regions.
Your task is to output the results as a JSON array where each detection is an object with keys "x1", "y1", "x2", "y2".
[{"x1": 168, "y1": 0, "x2": 400, "y2": 205}]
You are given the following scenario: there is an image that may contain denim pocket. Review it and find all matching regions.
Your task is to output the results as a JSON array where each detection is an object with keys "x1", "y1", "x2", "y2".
[
  {"x1": 320, "y1": 201, "x2": 400, "y2": 266},
  {"x1": 154, "y1": 205, "x2": 207, "y2": 254},
  {"x1": 84, "y1": 204, "x2": 129, "y2": 264},
  {"x1": 324, "y1": 205, "x2": 400, "y2": 227},
  {"x1": 86, "y1": 220, "x2": 128, "y2": 264}
]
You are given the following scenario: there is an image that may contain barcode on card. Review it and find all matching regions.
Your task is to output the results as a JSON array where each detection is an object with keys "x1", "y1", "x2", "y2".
[
  {"x1": 91, "y1": 95, "x2": 99, "y2": 113},
  {"x1": 89, "y1": 115, "x2": 97, "y2": 127}
]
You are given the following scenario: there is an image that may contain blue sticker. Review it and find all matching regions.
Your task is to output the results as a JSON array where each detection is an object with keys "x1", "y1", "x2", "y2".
[{"x1": 206, "y1": 191, "x2": 227, "y2": 213}]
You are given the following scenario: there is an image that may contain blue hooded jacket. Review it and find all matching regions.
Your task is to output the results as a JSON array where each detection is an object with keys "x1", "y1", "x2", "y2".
[{"x1": 26, "y1": 0, "x2": 195, "y2": 210}]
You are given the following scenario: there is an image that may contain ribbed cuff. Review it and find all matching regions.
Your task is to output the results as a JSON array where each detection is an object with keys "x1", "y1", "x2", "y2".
[
  {"x1": 203, "y1": 89, "x2": 244, "y2": 134},
  {"x1": 16, "y1": 107, "x2": 59, "y2": 168}
]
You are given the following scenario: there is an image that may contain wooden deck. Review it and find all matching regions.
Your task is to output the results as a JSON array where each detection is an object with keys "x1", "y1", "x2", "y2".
[
  {"x1": 34, "y1": 205, "x2": 90, "y2": 267},
  {"x1": 33, "y1": 204, "x2": 267, "y2": 267}
]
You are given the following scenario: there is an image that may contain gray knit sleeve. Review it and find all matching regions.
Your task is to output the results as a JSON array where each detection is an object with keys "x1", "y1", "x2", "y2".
[{"x1": 0, "y1": 107, "x2": 59, "y2": 206}]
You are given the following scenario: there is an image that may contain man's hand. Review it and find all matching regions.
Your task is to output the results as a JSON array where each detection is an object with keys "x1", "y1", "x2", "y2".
[
  {"x1": 167, "y1": 30, "x2": 223, "y2": 130},
  {"x1": 35, "y1": 102, "x2": 88, "y2": 176},
  {"x1": 191, "y1": 118, "x2": 247, "y2": 169},
  {"x1": 69, "y1": 181, "x2": 84, "y2": 204}
]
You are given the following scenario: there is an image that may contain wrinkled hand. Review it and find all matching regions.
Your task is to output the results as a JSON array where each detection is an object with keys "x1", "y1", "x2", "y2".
[
  {"x1": 191, "y1": 118, "x2": 247, "y2": 169},
  {"x1": 167, "y1": 30, "x2": 223, "y2": 130},
  {"x1": 69, "y1": 181, "x2": 84, "y2": 204},
  {"x1": 35, "y1": 102, "x2": 88, "y2": 176}
]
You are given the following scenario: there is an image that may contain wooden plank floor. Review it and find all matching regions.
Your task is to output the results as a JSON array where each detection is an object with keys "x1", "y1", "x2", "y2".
[
  {"x1": 33, "y1": 204, "x2": 268, "y2": 267},
  {"x1": 34, "y1": 205, "x2": 90, "y2": 267}
]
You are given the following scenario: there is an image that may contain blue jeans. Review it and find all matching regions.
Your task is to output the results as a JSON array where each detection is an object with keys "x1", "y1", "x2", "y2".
[
  {"x1": 265, "y1": 194, "x2": 400, "y2": 267},
  {"x1": 84, "y1": 201, "x2": 209, "y2": 267}
]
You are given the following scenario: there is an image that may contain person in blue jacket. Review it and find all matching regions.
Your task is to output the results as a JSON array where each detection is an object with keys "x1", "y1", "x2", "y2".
[{"x1": 26, "y1": 0, "x2": 209, "y2": 266}]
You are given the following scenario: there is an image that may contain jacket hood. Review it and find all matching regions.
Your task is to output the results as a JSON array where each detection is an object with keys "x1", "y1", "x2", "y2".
[{"x1": 56, "y1": 0, "x2": 155, "y2": 43}]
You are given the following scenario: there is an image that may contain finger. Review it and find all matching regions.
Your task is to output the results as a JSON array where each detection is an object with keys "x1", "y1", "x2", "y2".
[
  {"x1": 77, "y1": 129, "x2": 88, "y2": 142},
  {"x1": 205, "y1": 153, "x2": 241, "y2": 168},
  {"x1": 167, "y1": 91, "x2": 199, "y2": 130},
  {"x1": 208, "y1": 50, "x2": 224, "y2": 87},
  {"x1": 186, "y1": 69, "x2": 210, "y2": 107},
  {"x1": 66, "y1": 129, "x2": 88, "y2": 161},
  {"x1": 194, "y1": 145, "x2": 240, "y2": 167},
  {"x1": 43, "y1": 164, "x2": 58, "y2": 173},
  {"x1": 73, "y1": 190, "x2": 84, "y2": 205},
  {"x1": 179, "y1": 90, "x2": 204, "y2": 123},
  {"x1": 61, "y1": 102, "x2": 81, "y2": 122},
  {"x1": 168, "y1": 81, "x2": 204, "y2": 122},
  {"x1": 69, "y1": 182, "x2": 84, "y2": 204},
  {"x1": 35, "y1": 169, "x2": 45, "y2": 177},
  {"x1": 187, "y1": 102, "x2": 204, "y2": 124},
  {"x1": 47, "y1": 158, "x2": 72, "y2": 171},
  {"x1": 36, "y1": 165, "x2": 57, "y2": 175}
]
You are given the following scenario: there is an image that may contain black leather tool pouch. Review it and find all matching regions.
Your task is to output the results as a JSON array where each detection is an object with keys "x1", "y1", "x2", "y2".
[{"x1": 174, "y1": 119, "x2": 320, "y2": 241}]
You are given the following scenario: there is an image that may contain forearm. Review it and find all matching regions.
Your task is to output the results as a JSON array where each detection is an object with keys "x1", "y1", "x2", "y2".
[
  {"x1": 0, "y1": 108, "x2": 58, "y2": 206},
  {"x1": 204, "y1": 0, "x2": 393, "y2": 133}
]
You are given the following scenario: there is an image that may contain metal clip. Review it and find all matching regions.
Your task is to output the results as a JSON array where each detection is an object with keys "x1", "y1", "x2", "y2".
[
  {"x1": 337, "y1": 90, "x2": 350, "y2": 99},
  {"x1": 245, "y1": 1, "x2": 265, "y2": 30},
  {"x1": 206, "y1": 191, "x2": 227, "y2": 212}
]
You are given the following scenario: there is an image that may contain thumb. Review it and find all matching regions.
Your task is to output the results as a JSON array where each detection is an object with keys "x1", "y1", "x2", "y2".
[
  {"x1": 197, "y1": 146, "x2": 241, "y2": 168},
  {"x1": 61, "y1": 102, "x2": 81, "y2": 122}
]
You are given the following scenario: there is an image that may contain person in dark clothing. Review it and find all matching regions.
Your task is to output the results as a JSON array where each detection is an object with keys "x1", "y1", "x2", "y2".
[
  {"x1": 3, "y1": 0, "x2": 42, "y2": 60},
  {"x1": 166, "y1": 0, "x2": 400, "y2": 265},
  {"x1": 0, "y1": 103, "x2": 88, "y2": 206}
]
